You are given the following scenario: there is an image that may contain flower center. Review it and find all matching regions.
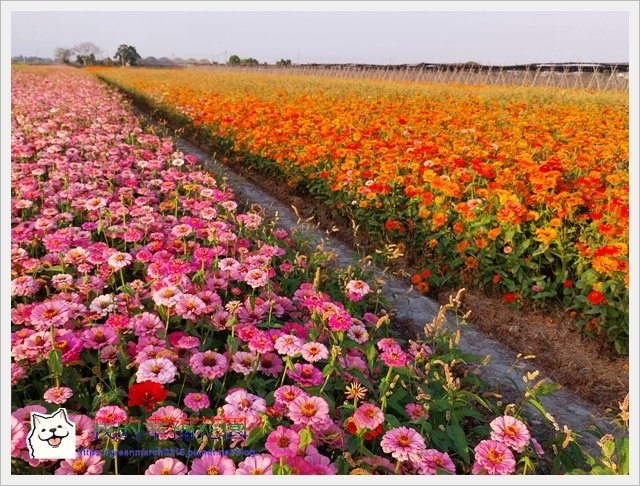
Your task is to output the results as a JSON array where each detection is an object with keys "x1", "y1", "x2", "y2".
[
  {"x1": 160, "y1": 467, "x2": 171, "y2": 475},
  {"x1": 277, "y1": 436, "x2": 291, "y2": 448},
  {"x1": 203, "y1": 354, "x2": 216, "y2": 366},
  {"x1": 487, "y1": 448, "x2": 503, "y2": 464},
  {"x1": 43, "y1": 309, "x2": 59, "y2": 319},
  {"x1": 301, "y1": 402, "x2": 318, "y2": 417},
  {"x1": 239, "y1": 398, "x2": 251, "y2": 408},
  {"x1": 207, "y1": 466, "x2": 220, "y2": 475},
  {"x1": 397, "y1": 434, "x2": 411, "y2": 447},
  {"x1": 503, "y1": 425, "x2": 517, "y2": 438},
  {"x1": 71, "y1": 459, "x2": 87, "y2": 474},
  {"x1": 150, "y1": 364, "x2": 162, "y2": 374},
  {"x1": 301, "y1": 368, "x2": 312, "y2": 378}
]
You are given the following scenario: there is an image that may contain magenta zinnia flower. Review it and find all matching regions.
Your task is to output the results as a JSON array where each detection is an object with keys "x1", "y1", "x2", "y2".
[
  {"x1": 353, "y1": 403, "x2": 384, "y2": 430},
  {"x1": 11, "y1": 416, "x2": 26, "y2": 457},
  {"x1": 489, "y1": 415, "x2": 531, "y2": 452},
  {"x1": 145, "y1": 457, "x2": 187, "y2": 475},
  {"x1": 287, "y1": 363, "x2": 323, "y2": 387},
  {"x1": 190, "y1": 351, "x2": 227, "y2": 379},
  {"x1": 265, "y1": 426, "x2": 300, "y2": 458},
  {"x1": 236, "y1": 454, "x2": 274, "y2": 475},
  {"x1": 222, "y1": 389, "x2": 266, "y2": 430},
  {"x1": 55, "y1": 456, "x2": 105, "y2": 475},
  {"x1": 380, "y1": 345, "x2": 408, "y2": 368},
  {"x1": 94, "y1": 405, "x2": 127, "y2": 426},
  {"x1": 472, "y1": 439, "x2": 516, "y2": 475},
  {"x1": 417, "y1": 449, "x2": 456, "y2": 475},
  {"x1": 147, "y1": 406, "x2": 187, "y2": 440},
  {"x1": 188, "y1": 454, "x2": 236, "y2": 475},
  {"x1": 184, "y1": 392, "x2": 210, "y2": 412},
  {"x1": 380, "y1": 426, "x2": 426, "y2": 463},
  {"x1": 287, "y1": 395, "x2": 330, "y2": 428}
]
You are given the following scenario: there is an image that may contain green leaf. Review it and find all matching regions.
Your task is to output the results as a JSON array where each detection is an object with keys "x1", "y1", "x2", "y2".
[
  {"x1": 384, "y1": 413, "x2": 401, "y2": 428},
  {"x1": 298, "y1": 428, "x2": 313, "y2": 451},
  {"x1": 347, "y1": 368, "x2": 375, "y2": 392},
  {"x1": 618, "y1": 437, "x2": 629, "y2": 474},
  {"x1": 243, "y1": 425, "x2": 266, "y2": 447},
  {"x1": 227, "y1": 335, "x2": 238, "y2": 354},
  {"x1": 446, "y1": 423, "x2": 470, "y2": 464}
]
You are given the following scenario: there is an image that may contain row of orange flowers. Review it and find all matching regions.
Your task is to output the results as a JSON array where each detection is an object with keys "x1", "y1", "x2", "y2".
[{"x1": 95, "y1": 67, "x2": 629, "y2": 352}]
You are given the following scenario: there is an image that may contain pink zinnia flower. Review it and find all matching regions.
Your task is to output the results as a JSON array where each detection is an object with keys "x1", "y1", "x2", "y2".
[
  {"x1": 301, "y1": 341, "x2": 329, "y2": 363},
  {"x1": 258, "y1": 352, "x2": 283, "y2": 377},
  {"x1": 345, "y1": 279, "x2": 371, "y2": 302},
  {"x1": 11, "y1": 416, "x2": 27, "y2": 457},
  {"x1": 188, "y1": 454, "x2": 236, "y2": 475},
  {"x1": 347, "y1": 324, "x2": 369, "y2": 344},
  {"x1": 184, "y1": 392, "x2": 210, "y2": 412},
  {"x1": 131, "y1": 311, "x2": 163, "y2": 336},
  {"x1": 287, "y1": 363, "x2": 323, "y2": 387},
  {"x1": 171, "y1": 224, "x2": 193, "y2": 238},
  {"x1": 190, "y1": 351, "x2": 227, "y2": 379},
  {"x1": 147, "y1": 406, "x2": 187, "y2": 440},
  {"x1": 94, "y1": 405, "x2": 127, "y2": 426},
  {"x1": 287, "y1": 395, "x2": 330, "y2": 428},
  {"x1": 417, "y1": 449, "x2": 456, "y2": 475},
  {"x1": 472, "y1": 439, "x2": 516, "y2": 475},
  {"x1": 69, "y1": 414, "x2": 96, "y2": 448},
  {"x1": 222, "y1": 389, "x2": 266, "y2": 430},
  {"x1": 152, "y1": 286, "x2": 182, "y2": 308},
  {"x1": 353, "y1": 403, "x2": 384, "y2": 430},
  {"x1": 175, "y1": 294, "x2": 206, "y2": 320},
  {"x1": 236, "y1": 453, "x2": 274, "y2": 474},
  {"x1": 136, "y1": 357, "x2": 179, "y2": 384},
  {"x1": 244, "y1": 267, "x2": 269, "y2": 288},
  {"x1": 380, "y1": 345, "x2": 408, "y2": 368},
  {"x1": 43, "y1": 386, "x2": 73, "y2": 405},
  {"x1": 265, "y1": 426, "x2": 300, "y2": 458},
  {"x1": 55, "y1": 456, "x2": 105, "y2": 475},
  {"x1": 30, "y1": 300, "x2": 70, "y2": 329},
  {"x1": 248, "y1": 330, "x2": 274, "y2": 353},
  {"x1": 107, "y1": 251, "x2": 132, "y2": 270},
  {"x1": 145, "y1": 457, "x2": 188, "y2": 475},
  {"x1": 231, "y1": 351, "x2": 257, "y2": 375},
  {"x1": 274, "y1": 334, "x2": 303, "y2": 356},
  {"x1": 326, "y1": 311, "x2": 352, "y2": 331},
  {"x1": 82, "y1": 325, "x2": 118, "y2": 349},
  {"x1": 380, "y1": 426, "x2": 426, "y2": 463},
  {"x1": 274, "y1": 385, "x2": 307, "y2": 408},
  {"x1": 489, "y1": 415, "x2": 531, "y2": 452},
  {"x1": 405, "y1": 403, "x2": 428, "y2": 420}
]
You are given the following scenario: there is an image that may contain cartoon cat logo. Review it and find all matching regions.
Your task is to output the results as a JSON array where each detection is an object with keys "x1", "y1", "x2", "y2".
[{"x1": 27, "y1": 408, "x2": 77, "y2": 459}]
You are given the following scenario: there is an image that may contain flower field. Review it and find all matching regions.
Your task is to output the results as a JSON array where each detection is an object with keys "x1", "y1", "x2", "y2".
[
  {"x1": 95, "y1": 67, "x2": 630, "y2": 354},
  {"x1": 10, "y1": 66, "x2": 629, "y2": 476}
]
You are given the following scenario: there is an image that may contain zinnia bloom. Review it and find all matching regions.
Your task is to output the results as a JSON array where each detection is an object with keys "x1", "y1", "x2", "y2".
[
  {"x1": 189, "y1": 454, "x2": 236, "y2": 475},
  {"x1": 136, "y1": 357, "x2": 179, "y2": 384},
  {"x1": 55, "y1": 456, "x2": 105, "y2": 475},
  {"x1": 145, "y1": 457, "x2": 188, "y2": 475},
  {"x1": 301, "y1": 341, "x2": 329, "y2": 363},
  {"x1": 236, "y1": 454, "x2": 274, "y2": 475},
  {"x1": 128, "y1": 381, "x2": 167, "y2": 411},
  {"x1": 380, "y1": 426, "x2": 426, "y2": 463},
  {"x1": 472, "y1": 439, "x2": 516, "y2": 475},
  {"x1": 287, "y1": 395, "x2": 330, "y2": 428},
  {"x1": 190, "y1": 351, "x2": 227, "y2": 379},
  {"x1": 43, "y1": 386, "x2": 73, "y2": 405},
  {"x1": 107, "y1": 251, "x2": 132, "y2": 270},
  {"x1": 287, "y1": 363, "x2": 323, "y2": 387},
  {"x1": 417, "y1": 449, "x2": 456, "y2": 475},
  {"x1": 489, "y1": 415, "x2": 531, "y2": 452},
  {"x1": 345, "y1": 279, "x2": 371, "y2": 301},
  {"x1": 184, "y1": 392, "x2": 210, "y2": 412},
  {"x1": 353, "y1": 403, "x2": 384, "y2": 430},
  {"x1": 30, "y1": 300, "x2": 70, "y2": 329},
  {"x1": 265, "y1": 426, "x2": 300, "y2": 458},
  {"x1": 94, "y1": 405, "x2": 127, "y2": 426},
  {"x1": 147, "y1": 406, "x2": 187, "y2": 440}
]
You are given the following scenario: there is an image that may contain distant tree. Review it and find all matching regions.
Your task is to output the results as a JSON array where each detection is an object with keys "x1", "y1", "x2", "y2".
[
  {"x1": 54, "y1": 47, "x2": 72, "y2": 64},
  {"x1": 73, "y1": 42, "x2": 101, "y2": 65},
  {"x1": 242, "y1": 58, "x2": 259, "y2": 67},
  {"x1": 227, "y1": 55, "x2": 241, "y2": 65},
  {"x1": 115, "y1": 44, "x2": 142, "y2": 66},
  {"x1": 276, "y1": 58, "x2": 292, "y2": 67}
]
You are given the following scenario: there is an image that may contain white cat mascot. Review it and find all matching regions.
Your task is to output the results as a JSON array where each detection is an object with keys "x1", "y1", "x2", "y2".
[{"x1": 27, "y1": 408, "x2": 77, "y2": 459}]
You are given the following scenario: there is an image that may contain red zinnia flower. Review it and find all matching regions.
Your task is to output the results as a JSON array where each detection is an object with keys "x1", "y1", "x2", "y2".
[
  {"x1": 563, "y1": 280, "x2": 573, "y2": 288},
  {"x1": 128, "y1": 381, "x2": 167, "y2": 411},
  {"x1": 503, "y1": 293, "x2": 517, "y2": 303},
  {"x1": 586, "y1": 290, "x2": 605, "y2": 306}
]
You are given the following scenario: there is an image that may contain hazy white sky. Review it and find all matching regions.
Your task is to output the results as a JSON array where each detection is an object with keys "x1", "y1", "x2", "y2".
[{"x1": 11, "y1": 10, "x2": 629, "y2": 64}]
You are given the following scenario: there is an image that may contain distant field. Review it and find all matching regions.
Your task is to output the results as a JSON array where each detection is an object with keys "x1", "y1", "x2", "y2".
[{"x1": 97, "y1": 67, "x2": 629, "y2": 352}]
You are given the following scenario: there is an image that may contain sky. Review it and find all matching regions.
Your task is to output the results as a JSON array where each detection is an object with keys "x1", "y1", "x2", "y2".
[{"x1": 10, "y1": 10, "x2": 630, "y2": 65}]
